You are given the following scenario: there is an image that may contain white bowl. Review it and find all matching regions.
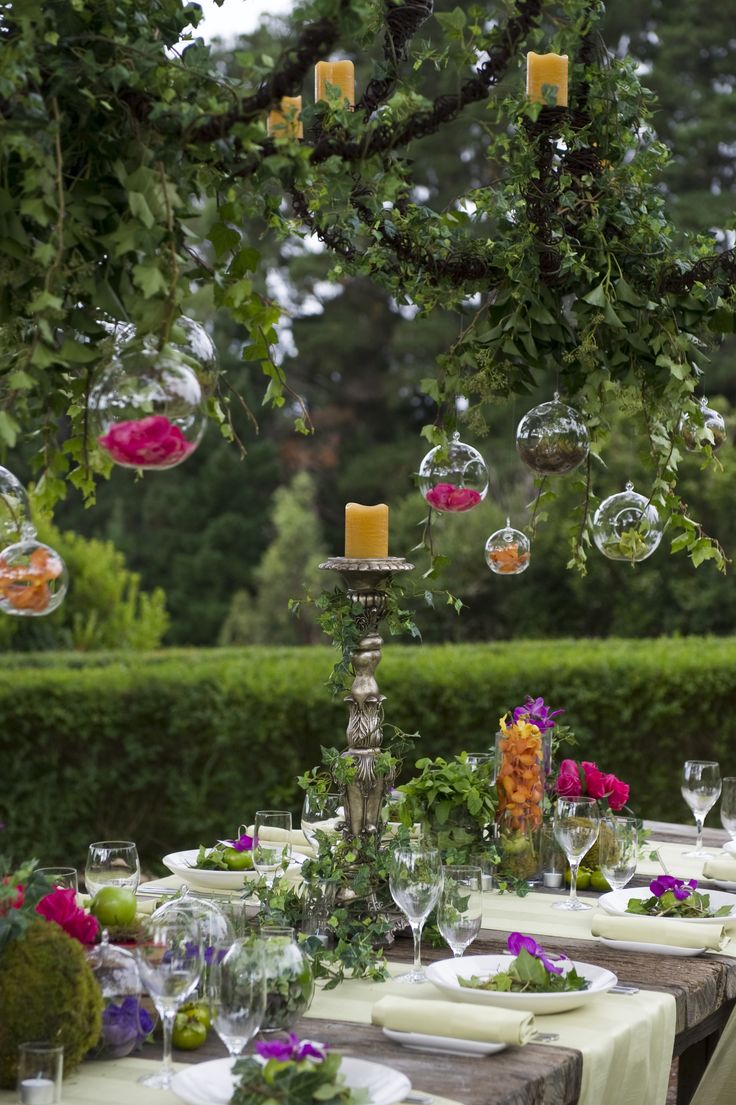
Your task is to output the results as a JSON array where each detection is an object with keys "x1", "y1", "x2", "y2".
[
  {"x1": 426, "y1": 954, "x2": 617, "y2": 1015},
  {"x1": 598, "y1": 886, "x2": 736, "y2": 922},
  {"x1": 162, "y1": 848, "x2": 301, "y2": 892}
]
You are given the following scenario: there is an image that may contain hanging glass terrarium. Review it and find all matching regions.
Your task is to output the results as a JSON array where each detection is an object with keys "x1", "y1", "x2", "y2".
[
  {"x1": 516, "y1": 394, "x2": 589, "y2": 476},
  {"x1": 485, "y1": 520, "x2": 531, "y2": 575},
  {"x1": 0, "y1": 466, "x2": 35, "y2": 547},
  {"x1": 592, "y1": 481, "x2": 663, "y2": 564},
  {"x1": 0, "y1": 539, "x2": 68, "y2": 616},
  {"x1": 90, "y1": 341, "x2": 206, "y2": 470},
  {"x1": 169, "y1": 316, "x2": 219, "y2": 397},
  {"x1": 680, "y1": 397, "x2": 727, "y2": 451},
  {"x1": 418, "y1": 432, "x2": 489, "y2": 513}
]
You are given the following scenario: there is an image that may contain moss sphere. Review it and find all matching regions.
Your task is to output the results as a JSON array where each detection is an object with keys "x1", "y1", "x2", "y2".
[{"x1": 0, "y1": 919, "x2": 103, "y2": 1088}]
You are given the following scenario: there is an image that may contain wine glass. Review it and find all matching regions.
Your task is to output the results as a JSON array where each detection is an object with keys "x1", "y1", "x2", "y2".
[
  {"x1": 300, "y1": 791, "x2": 342, "y2": 851},
  {"x1": 85, "y1": 840, "x2": 140, "y2": 896},
  {"x1": 465, "y1": 752, "x2": 497, "y2": 786},
  {"x1": 36, "y1": 867, "x2": 78, "y2": 892},
  {"x1": 598, "y1": 816, "x2": 638, "y2": 890},
  {"x1": 720, "y1": 777, "x2": 736, "y2": 840},
  {"x1": 681, "y1": 760, "x2": 721, "y2": 856},
  {"x1": 209, "y1": 937, "x2": 267, "y2": 1060},
  {"x1": 552, "y1": 797, "x2": 600, "y2": 911},
  {"x1": 437, "y1": 865, "x2": 483, "y2": 957},
  {"x1": 253, "y1": 811, "x2": 292, "y2": 886},
  {"x1": 388, "y1": 842, "x2": 443, "y2": 983},
  {"x1": 134, "y1": 916, "x2": 202, "y2": 1089}
]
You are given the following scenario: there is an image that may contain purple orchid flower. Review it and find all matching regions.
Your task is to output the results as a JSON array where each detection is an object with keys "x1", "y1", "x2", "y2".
[
  {"x1": 256, "y1": 1033, "x2": 328, "y2": 1062},
  {"x1": 511, "y1": 696, "x2": 564, "y2": 734},
  {"x1": 230, "y1": 832, "x2": 254, "y2": 853},
  {"x1": 101, "y1": 997, "x2": 153, "y2": 1059},
  {"x1": 508, "y1": 931, "x2": 567, "y2": 975},
  {"x1": 649, "y1": 876, "x2": 698, "y2": 901}
]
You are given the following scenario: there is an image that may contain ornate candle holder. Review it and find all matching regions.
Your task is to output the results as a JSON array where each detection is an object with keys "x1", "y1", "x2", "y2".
[{"x1": 319, "y1": 556, "x2": 414, "y2": 838}]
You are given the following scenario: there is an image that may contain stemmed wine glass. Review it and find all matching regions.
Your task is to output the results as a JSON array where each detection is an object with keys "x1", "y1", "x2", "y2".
[
  {"x1": 300, "y1": 791, "x2": 342, "y2": 851},
  {"x1": 209, "y1": 937, "x2": 267, "y2": 1062},
  {"x1": 388, "y1": 842, "x2": 443, "y2": 983},
  {"x1": 720, "y1": 777, "x2": 736, "y2": 841},
  {"x1": 134, "y1": 916, "x2": 202, "y2": 1089},
  {"x1": 681, "y1": 760, "x2": 721, "y2": 857},
  {"x1": 553, "y1": 797, "x2": 600, "y2": 911},
  {"x1": 598, "y1": 816, "x2": 639, "y2": 890},
  {"x1": 253, "y1": 811, "x2": 292, "y2": 886},
  {"x1": 437, "y1": 865, "x2": 483, "y2": 958},
  {"x1": 85, "y1": 840, "x2": 140, "y2": 896}
]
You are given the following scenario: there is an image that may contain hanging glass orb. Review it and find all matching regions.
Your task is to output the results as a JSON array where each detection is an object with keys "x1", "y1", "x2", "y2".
[
  {"x1": 485, "y1": 520, "x2": 531, "y2": 575},
  {"x1": 516, "y1": 393, "x2": 589, "y2": 476},
  {"x1": 90, "y1": 343, "x2": 206, "y2": 470},
  {"x1": 169, "y1": 316, "x2": 219, "y2": 397},
  {"x1": 418, "y1": 432, "x2": 489, "y2": 513},
  {"x1": 680, "y1": 398, "x2": 727, "y2": 451},
  {"x1": 0, "y1": 539, "x2": 68, "y2": 616},
  {"x1": 592, "y1": 481, "x2": 663, "y2": 563},
  {"x1": 0, "y1": 466, "x2": 35, "y2": 547}
]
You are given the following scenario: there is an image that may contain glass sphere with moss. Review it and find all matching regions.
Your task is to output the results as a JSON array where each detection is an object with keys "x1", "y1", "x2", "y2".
[
  {"x1": 592, "y1": 482, "x2": 663, "y2": 563},
  {"x1": 516, "y1": 394, "x2": 589, "y2": 476}
]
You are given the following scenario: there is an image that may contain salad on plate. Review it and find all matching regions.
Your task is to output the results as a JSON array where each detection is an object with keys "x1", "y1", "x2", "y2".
[
  {"x1": 459, "y1": 932, "x2": 590, "y2": 995},
  {"x1": 626, "y1": 876, "x2": 733, "y2": 919},
  {"x1": 193, "y1": 829, "x2": 254, "y2": 872}
]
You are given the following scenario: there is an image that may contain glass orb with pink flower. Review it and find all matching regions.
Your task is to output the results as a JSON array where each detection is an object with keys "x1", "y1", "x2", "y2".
[
  {"x1": 90, "y1": 341, "x2": 206, "y2": 471},
  {"x1": 418, "y1": 432, "x2": 489, "y2": 513}
]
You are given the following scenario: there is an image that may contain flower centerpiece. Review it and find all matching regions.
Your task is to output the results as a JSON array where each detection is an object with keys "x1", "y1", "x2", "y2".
[
  {"x1": 553, "y1": 758, "x2": 631, "y2": 880},
  {"x1": 626, "y1": 877, "x2": 732, "y2": 919},
  {"x1": 459, "y1": 932, "x2": 589, "y2": 994},
  {"x1": 232, "y1": 1035, "x2": 367, "y2": 1105}
]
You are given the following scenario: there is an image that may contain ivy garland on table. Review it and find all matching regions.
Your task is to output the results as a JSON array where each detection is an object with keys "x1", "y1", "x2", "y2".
[{"x1": 0, "y1": 0, "x2": 734, "y2": 569}]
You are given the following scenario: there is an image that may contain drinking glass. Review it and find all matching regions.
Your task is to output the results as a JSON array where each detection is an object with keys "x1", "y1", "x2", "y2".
[
  {"x1": 209, "y1": 938, "x2": 266, "y2": 1059},
  {"x1": 36, "y1": 867, "x2": 78, "y2": 893},
  {"x1": 720, "y1": 777, "x2": 736, "y2": 840},
  {"x1": 552, "y1": 797, "x2": 600, "y2": 911},
  {"x1": 598, "y1": 816, "x2": 638, "y2": 890},
  {"x1": 465, "y1": 752, "x2": 497, "y2": 785},
  {"x1": 85, "y1": 841, "x2": 140, "y2": 896},
  {"x1": 134, "y1": 916, "x2": 202, "y2": 1089},
  {"x1": 253, "y1": 811, "x2": 292, "y2": 886},
  {"x1": 300, "y1": 792, "x2": 342, "y2": 851},
  {"x1": 681, "y1": 760, "x2": 721, "y2": 856},
  {"x1": 437, "y1": 865, "x2": 483, "y2": 958},
  {"x1": 388, "y1": 842, "x2": 443, "y2": 983}
]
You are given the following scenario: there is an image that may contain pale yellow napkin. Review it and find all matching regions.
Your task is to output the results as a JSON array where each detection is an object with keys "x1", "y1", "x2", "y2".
[
  {"x1": 591, "y1": 912, "x2": 726, "y2": 950},
  {"x1": 702, "y1": 856, "x2": 736, "y2": 882},
  {"x1": 246, "y1": 825, "x2": 314, "y2": 857},
  {"x1": 371, "y1": 995, "x2": 535, "y2": 1046}
]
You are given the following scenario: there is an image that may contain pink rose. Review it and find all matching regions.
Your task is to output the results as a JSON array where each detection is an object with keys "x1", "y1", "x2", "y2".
[
  {"x1": 602, "y1": 773, "x2": 630, "y2": 812},
  {"x1": 98, "y1": 415, "x2": 195, "y2": 469},
  {"x1": 425, "y1": 483, "x2": 482, "y2": 513},
  {"x1": 556, "y1": 759, "x2": 582, "y2": 797},
  {"x1": 0, "y1": 878, "x2": 25, "y2": 914},
  {"x1": 581, "y1": 761, "x2": 607, "y2": 800},
  {"x1": 36, "y1": 887, "x2": 100, "y2": 945}
]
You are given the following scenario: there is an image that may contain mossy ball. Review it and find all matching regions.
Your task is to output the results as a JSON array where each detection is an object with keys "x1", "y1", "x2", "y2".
[{"x1": 0, "y1": 919, "x2": 103, "y2": 1088}]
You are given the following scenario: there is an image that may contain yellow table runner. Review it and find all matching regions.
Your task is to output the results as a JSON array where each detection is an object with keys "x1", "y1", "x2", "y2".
[{"x1": 637, "y1": 839, "x2": 733, "y2": 884}]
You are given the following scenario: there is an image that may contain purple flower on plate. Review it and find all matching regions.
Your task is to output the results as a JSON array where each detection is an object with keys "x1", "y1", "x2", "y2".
[
  {"x1": 649, "y1": 876, "x2": 698, "y2": 901},
  {"x1": 508, "y1": 931, "x2": 566, "y2": 975},
  {"x1": 230, "y1": 833, "x2": 254, "y2": 852},
  {"x1": 511, "y1": 696, "x2": 564, "y2": 734},
  {"x1": 255, "y1": 1034, "x2": 328, "y2": 1062}
]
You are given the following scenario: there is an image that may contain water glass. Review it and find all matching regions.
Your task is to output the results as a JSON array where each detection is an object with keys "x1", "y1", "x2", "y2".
[
  {"x1": 300, "y1": 792, "x2": 342, "y2": 851},
  {"x1": 253, "y1": 811, "x2": 293, "y2": 886},
  {"x1": 134, "y1": 916, "x2": 202, "y2": 1089},
  {"x1": 36, "y1": 868, "x2": 78, "y2": 893},
  {"x1": 209, "y1": 938, "x2": 266, "y2": 1059},
  {"x1": 681, "y1": 760, "x2": 721, "y2": 856},
  {"x1": 17, "y1": 1042, "x2": 63, "y2": 1104},
  {"x1": 465, "y1": 752, "x2": 497, "y2": 786},
  {"x1": 437, "y1": 865, "x2": 483, "y2": 958},
  {"x1": 720, "y1": 777, "x2": 736, "y2": 840},
  {"x1": 388, "y1": 842, "x2": 443, "y2": 983},
  {"x1": 85, "y1": 841, "x2": 140, "y2": 896},
  {"x1": 301, "y1": 880, "x2": 337, "y2": 947},
  {"x1": 598, "y1": 816, "x2": 638, "y2": 890},
  {"x1": 552, "y1": 797, "x2": 600, "y2": 911}
]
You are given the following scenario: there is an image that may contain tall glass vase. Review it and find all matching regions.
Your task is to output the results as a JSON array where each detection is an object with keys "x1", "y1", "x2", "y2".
[{"x1": 495, "y1": 724, "x2": 550, "y2": 884}]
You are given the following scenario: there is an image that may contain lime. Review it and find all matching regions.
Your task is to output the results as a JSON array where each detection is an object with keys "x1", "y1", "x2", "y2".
[
  {"x1": 89, "y1": 886, "x2": 137, "y2": 927},
  {"x1": 221, "y1": 847, "x2": 254, "y2": 871},
  {"x1": 590, "y1": 869, "x2": 611, "y2": 893},
  {"x1": 172, "y1": 1012, "x2": 207, "y2": 1051}
]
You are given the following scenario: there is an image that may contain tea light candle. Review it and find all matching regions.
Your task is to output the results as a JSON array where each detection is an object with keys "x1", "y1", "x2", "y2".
[
  {"x1": 526, "y1": 51, "x2": 569, "y2": 107},
  {"x1": 315, "y1": 60, "x2": 355, "y2": 107},
  {"x1": 543, "y1": 871, "x2": 564, "y2": 888},
  {"x1": 344, "y1": 503, "x2": 389, "y2": 559},
  {"x1": 19, "y1": 1078, "x2": 55, "y2": 1105}
]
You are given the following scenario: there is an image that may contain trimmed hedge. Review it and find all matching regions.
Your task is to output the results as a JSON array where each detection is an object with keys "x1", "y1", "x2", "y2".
[{"x1": 1, "y1": 638, "x2": 734, "y2": 870}]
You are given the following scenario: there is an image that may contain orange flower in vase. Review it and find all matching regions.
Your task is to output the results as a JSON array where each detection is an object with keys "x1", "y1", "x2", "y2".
[
  {"x1": 487, "y1": 542, "x2": 530, "y2": 574},
  {"x1": 0, "y1": 543, "x2": 67, "y2": 616}
]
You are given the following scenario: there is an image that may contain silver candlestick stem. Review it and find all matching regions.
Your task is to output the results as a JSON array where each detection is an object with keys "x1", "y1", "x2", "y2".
[{"x1": 319, "y1": 556, "x2": 414, "y2": 838}]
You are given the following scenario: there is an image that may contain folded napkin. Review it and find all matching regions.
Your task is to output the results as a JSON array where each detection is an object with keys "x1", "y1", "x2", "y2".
[
  {"x1": 702, "y1": 856, "x2": 736, "y2": 882},
  {"x1": 246, "y1": 825, "x2": 315, "y2": 857},
  {"x1": 591, "y1": 912, "x2": 726, "y2": 950},
  {"x1": 371, "y1": 995, "x2": 535, "y2": 1046}
]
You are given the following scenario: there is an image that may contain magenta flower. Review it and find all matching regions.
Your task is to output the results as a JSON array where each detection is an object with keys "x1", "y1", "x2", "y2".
[
  {"x1": 425, "y1": 483, "x2": 482, "y2": 512},
  {"x1": 98, "y1": 415, "x2": 195, "y2": 468},
  {"x1": 602, "y1": 773, "x2": 630, "y2": 812},
  {"x1": 650, "y1": 876, "x2": 697, "y2": 901},
  {"x1": 512, "y1": 696, "x2": 564, "y2": 733},
  {"x1": 581, "y1": 761, "x2": 607, "y2": 801},
  {"x1": 229, "y1": 833, "x2": 254, "y2": 853},
  {"x1": 507, "y1": 932, "x2": 566, "y2": 975},
  {"x1": 555, "y1": 759, "x2": 582, "y2": 798},
  {"x1": 255, "y1": 1034, "x2": 328, "y2": 1062},
  {"x1": 36, "y1": 887, "x2": 100, "y2": 945}
]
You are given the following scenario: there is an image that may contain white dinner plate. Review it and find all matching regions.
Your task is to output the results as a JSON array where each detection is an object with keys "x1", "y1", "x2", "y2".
[
  {"x1": 162, "y1": 848, "x2": 302, "y2": 891},
  {"x1": 382, "y1": 1027, "x2": 506, "y2": 1057},
  {"x1": 710, "y1": 880, "x2": 736, "y2": 892},
  {"x1": 171, "y1": 1056, "x2": 411, "y2": 1105},
  {"x1": 426, "y1": 954, "x2": 617, "y2": 1015},
  {"x1": 595, "y1": 936, "x2": 706, "y2": 957},
  {"x1": 722, "y1": 841, "x2": 736, "y2": 857},
  {"x1": 598, "y1": 886, "x2": 736, "y2": 922}
]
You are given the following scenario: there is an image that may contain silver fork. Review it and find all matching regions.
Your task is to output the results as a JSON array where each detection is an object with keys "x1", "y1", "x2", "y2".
[
  {"x1": 610, "y1": 984, "x2": 640, "y2": 994},
  {"x1": 532, "y1": 1031, "x2": 560, "y2": 1041}
]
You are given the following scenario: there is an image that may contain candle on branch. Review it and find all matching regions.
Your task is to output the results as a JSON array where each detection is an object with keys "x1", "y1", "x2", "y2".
[
  {"x1": 344, "y1": 503, "x2": 389, "y2": 558},
  {"x1": 526, "y1": 52, "x2": 569, "y2": 107},
  {"x1": 267, "y1": 96, "x2": 303, "y2": 139},
  {"x1": 315, "y1": 60, "x2": 355, "y2": 107}
]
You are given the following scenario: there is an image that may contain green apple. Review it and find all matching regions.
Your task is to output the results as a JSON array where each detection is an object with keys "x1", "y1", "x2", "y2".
[
  {"x1": 172, "y1": 1011, "x2": 207, "y2": 1050},
  {"x1": 89, "y1": 886, "x2": 137, "y2": 927},
  {"x1": 221, "y1": 847, "x2": 253, "y2": 871}
]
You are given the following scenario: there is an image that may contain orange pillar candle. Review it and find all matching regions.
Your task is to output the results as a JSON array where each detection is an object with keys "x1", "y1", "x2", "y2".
[
  {"x1": 267, "y1": 96, "x2": 303, "y2": 139},
  {"x1": 315, "y1": 60, "x2": 355, "y2": 107},
  {"x1": 345, "y1": 503, "x2": 389, "y2": 559},
  {"x1": 526, "y1": 52, "x2": 569, "y2": 107}
]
